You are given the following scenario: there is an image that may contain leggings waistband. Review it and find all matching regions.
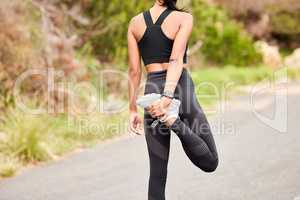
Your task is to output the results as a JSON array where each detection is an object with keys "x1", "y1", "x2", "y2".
[{"x1": 146, "y1": 67, "x2": 188, "y2": 79}]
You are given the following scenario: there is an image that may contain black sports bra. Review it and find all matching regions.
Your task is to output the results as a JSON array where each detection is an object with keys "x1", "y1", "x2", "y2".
[{"x1": 138, "y1": 8, "x2": 188, "y2": 66}]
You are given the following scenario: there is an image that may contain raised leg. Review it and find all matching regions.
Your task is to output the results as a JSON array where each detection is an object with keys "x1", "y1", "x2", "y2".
[{"x1": 167, "y1": 79, "x2": 219, "y2": 172}]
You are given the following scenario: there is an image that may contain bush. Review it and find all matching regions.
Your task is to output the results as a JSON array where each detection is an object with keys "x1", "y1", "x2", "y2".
[
  {"x1": 190, "y1": 0, "x2": 262, "y2": 66},
  {"x1": 0, "y1": 110, "x2": 55, "y2": 162},
  {"x1": 268, "y1": 6, "x2": 300, "y2": 35},
  {"x1": 0, "y1": 0, "x2": 45, "y2": 109},
  {"x1": 0, "y1": 155, "x2": 20, "y2": 177},
  {"x1": 266, "y1": 6, "x2": 300, "y2": 49},
  {"x1": 84, "y1": 0, "x2": 152, "y2": 64},
  {"x1": 0, "y1": 107, "x2": 127, "y2": 169}
]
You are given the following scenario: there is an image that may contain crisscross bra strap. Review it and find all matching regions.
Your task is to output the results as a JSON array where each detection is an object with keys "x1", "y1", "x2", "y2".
[
  {"x1": 154, "y1": 8, "x2": 172, "y2": 26},
  {"x1": 143, "y1": 8, "x2": 173, "y2": 27},
  {"x1": 143, "y1": 11, "x2": 153, "y2": 27}
]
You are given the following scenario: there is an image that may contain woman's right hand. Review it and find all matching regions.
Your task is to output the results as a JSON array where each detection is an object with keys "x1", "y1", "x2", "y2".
[{"x1": 129, "y1": 111, "x2": 143, "y2": 135}]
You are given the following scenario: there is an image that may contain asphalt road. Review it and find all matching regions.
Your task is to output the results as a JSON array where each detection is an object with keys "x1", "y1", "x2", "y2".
[{"x1": 0, "y1": 82, "x2": 300, "y2": 200}]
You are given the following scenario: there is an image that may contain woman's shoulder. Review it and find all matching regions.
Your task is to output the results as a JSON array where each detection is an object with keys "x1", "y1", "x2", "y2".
[
  {"x1": 129, "y1": 10, "x2": 192, "y2": 27},
  {"x1": 129, "y1": 12, "x2": 144, "y2": 26},
  {"x1": 172, "y1": 10, "x2": 193, "y2": 21}
]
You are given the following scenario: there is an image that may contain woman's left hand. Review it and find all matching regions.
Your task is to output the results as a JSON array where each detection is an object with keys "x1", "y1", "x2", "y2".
[{"x1": 147, "y1": 96, "x2": 172, "y2": 118}]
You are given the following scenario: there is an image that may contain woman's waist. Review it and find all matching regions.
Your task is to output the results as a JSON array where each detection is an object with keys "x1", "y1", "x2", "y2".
[
  {"x1": 146, "y1": 66, "x2": 189, "y2": 80},
  {"x1": 145, "y1": 62, "x2": 188, "y2": 73},
  {"x1": 145, "y1": 67, "x2": 193, "y2": 93}
]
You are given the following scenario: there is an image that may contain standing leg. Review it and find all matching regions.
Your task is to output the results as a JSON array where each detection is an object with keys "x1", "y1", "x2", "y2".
[{"x1": 144, "y1": 112, "x2": 171, "y2": 200}]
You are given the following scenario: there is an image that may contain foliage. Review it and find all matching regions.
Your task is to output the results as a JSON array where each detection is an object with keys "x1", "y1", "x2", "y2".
[
  {"x1": 268, "y1": 7, "x2": 300, "y2": 35},
  {"x1": 0, "y1": 0, "x2": 45, "y2": 109},
  {"x1": 190, "y1": 0, "x2": 262, "y2": 66},
  {"x1": 0, "y1": 110, "x2": 54, "y2": 162},
  {"x1": 0, "y1": 108, "x2": 127, "y2": 177},
  {"x1": 84, "y1": 0, "x2": 152, "y2": 64},
  {"x1": 0, "y1": 155, "x2": 20, "y2": 177},
  {"x1": 213, "y1": 0, "x2": 300, "y2": 48},
  {"x1": 212, "y1": 0, "x2": 300, "y2": 15},
  {"x1": 266, "y1": 4, "x2": 300, "y2": 48},
  {"x1": 287, "y1": 68, "x2": 300, "y2": 80},
  {"x1": 191, "y1": 66, "x2": 300, "y2": 107}
]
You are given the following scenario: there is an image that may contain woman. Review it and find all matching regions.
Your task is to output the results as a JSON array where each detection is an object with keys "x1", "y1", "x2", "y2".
[{"x1": 127, "y1": 0, "x2": 219, "y2": 199}]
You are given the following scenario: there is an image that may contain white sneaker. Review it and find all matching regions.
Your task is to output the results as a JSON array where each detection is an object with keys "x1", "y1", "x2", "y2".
[
  {"x1": 136, "y1": 93, "x2": 161, "y2": 108},
  {"x1": 136, "y1": 93, "x2": 181, "y2": 127},
  {"x1": 160, "y1": 98, "x2": 180, "y2": 123}
]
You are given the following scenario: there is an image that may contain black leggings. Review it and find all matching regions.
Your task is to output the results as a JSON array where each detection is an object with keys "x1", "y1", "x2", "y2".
[{"x1": 143, "y1": 68, "x2": 219, "y2": 200}]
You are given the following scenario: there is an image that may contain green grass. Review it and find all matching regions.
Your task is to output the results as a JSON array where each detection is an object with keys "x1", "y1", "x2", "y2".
[
  {"x1": 0, "y1": 109, "x2": 127, "y2": 178},
  {"x1": 191, "y1": 65, "x2": 300, "y2": 107},
  {"x1": 0, "y1": 155, "x2": 20, "y2": 178}
]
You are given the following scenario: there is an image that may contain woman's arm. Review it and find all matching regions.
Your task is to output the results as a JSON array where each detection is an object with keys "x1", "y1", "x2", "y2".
[
  {"x1": 127, "y1": 18, "x2": 143, "y2": 134},
  {"x1": 163, "y1": 13, "x2": 193, "y2": 96},
  {"x1": 148, "y1": 13, "x2": 193, "y2": 118}
]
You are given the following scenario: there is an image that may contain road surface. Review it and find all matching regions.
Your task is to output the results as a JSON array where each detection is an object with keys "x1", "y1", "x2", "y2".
[{"x1": 0, "y1": 82, "x2": 300, "y2": 200}]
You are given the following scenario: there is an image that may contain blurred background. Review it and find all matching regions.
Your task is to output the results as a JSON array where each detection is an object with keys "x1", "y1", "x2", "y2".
[{"x1": 0, "y1": 0, "x2": 299, "y2": 185}]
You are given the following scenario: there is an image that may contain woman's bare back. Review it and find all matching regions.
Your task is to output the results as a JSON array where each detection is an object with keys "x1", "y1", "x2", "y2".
[{"x1": 129, "y1": 8, "x2": 191, "y2": 71}]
